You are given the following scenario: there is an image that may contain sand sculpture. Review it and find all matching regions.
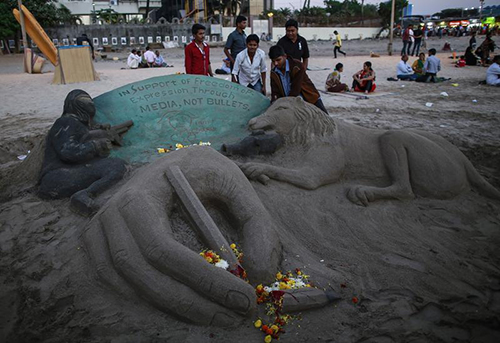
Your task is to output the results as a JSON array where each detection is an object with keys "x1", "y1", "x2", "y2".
[
  {"x1": 83, "y1": 147, "x2": 282, "y2": 326},
  {"x1": 238, "y1": 97, "x2": 500, "y2": 205},
  {"x1": 38, "y1": 90, "x2": 129, "y2": 216}
]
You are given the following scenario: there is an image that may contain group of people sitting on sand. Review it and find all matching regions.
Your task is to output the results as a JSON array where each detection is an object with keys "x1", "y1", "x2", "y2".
[
  {"x1": 394, "y1": 49, "x2": 443, "y2": 83},
  {"x1": 325, "y1": 61, "x2": 377, "y2": 94},
  {"x1": 127, "y1": 46, "x2": 172, "y2": 69}
]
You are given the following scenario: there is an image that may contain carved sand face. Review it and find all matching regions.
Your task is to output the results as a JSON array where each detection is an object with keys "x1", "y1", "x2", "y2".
[{"x1": 248, "y1": 98, "x2": 299, "y2": 137}]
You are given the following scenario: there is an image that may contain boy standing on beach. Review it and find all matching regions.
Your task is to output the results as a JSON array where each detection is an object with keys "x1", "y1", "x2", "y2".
[
  {"x1": 185, "y1": 24, "x2": 213, "y2": 76},
  {"x1": 232, "y1": 34, "x2": 267, "y2": 95}
]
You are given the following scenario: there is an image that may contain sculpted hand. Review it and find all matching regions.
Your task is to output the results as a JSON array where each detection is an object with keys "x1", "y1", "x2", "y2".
[
  {"x1": 83, "y1": 148, "x2": 281, "y2": 326},
  {"x1": 94, "y1": 138, "x2": 112, "y2": 156},
  {"x1": 346, "y1": 186, "x2": 375, "y2": 207},
  {"x1": 239, "y1": 162, "x2": 269, "y2": 181}
]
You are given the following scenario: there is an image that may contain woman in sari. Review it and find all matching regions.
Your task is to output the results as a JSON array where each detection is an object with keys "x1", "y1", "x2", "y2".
[{"x1": 412, "y1": 52, "x2": 426, "y2": 75}]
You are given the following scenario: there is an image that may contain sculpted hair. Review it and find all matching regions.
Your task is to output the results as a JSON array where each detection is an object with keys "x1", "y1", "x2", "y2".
[{"x1": 285, "y1": 102, "x2": 337, "y2": 147}]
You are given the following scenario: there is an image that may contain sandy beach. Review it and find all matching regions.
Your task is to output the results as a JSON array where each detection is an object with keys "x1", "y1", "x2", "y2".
[{"x1": 1, "y1": 35, "x2": 499, "y2": 342}]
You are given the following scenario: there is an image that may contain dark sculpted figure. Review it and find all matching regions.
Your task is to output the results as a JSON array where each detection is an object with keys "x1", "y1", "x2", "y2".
[{"x1": 38, "y1": 90, "x2": 127, "y2": 216}]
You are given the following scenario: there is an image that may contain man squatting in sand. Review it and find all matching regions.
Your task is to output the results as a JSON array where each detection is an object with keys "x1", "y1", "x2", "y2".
[{"x1": 268, "y1": 45, "x2": 328, "y2": 114}]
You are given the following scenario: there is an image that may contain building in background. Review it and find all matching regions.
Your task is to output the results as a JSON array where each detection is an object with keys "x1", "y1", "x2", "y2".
[{"x1": 56, "y1": 0, "x2": 162, "y2": 24}]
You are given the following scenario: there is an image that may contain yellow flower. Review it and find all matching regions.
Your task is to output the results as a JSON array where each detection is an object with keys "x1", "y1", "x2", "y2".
[
  {"x1": 271, "y1": 325, "x2": 279, "y2": 333},
  {"x1": 254, "y1": 319, "x2": 262, "y2": 328},
  {"x1": 264, "y1": 335, "x2": 272, "y2": 343},
  {"x1": 230, "y1": 243, "x2": 236, "y2": 249},
  {"x1": 176, "y1": 143, "x2": 184, "y2": 149},
  {"x1": 205, "y1": 257, "x2": 213, "y2": 263},
  {"x1": 276, "y1": 272, "x2": 283, "y2": 280},
  {"x1": 279, "y1": 282, "x2": 290, "y2": 290}
]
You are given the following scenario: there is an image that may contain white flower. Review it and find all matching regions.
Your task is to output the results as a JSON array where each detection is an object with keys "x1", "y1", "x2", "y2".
[{"x1": 214, "y1": 260, "x2": 229, "y2": 270}]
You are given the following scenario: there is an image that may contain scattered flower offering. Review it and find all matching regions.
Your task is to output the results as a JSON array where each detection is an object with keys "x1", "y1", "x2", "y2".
[
  {"x1": 199, "y1": 250, "x2": 228, "y2": 270},
  {"x1": 254, "y1": 269, "x2": 313, "y2": 341},
  {"x1": 157, "y1": 141, "x2": 211, "y2": 154}
]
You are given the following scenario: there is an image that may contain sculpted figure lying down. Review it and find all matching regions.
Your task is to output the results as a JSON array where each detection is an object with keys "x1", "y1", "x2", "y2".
[
  {"x1": 83, "y1": 147, "x2": 282, "y2": 326},
  {"x1": 239, "y1": 97, "x2": 500, "y2": 205}
]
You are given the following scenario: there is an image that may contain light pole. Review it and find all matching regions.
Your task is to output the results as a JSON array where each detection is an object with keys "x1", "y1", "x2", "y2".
[
  {"x1": 267, "y1": 12, "x2": 274, "y2": 41},
  {"x1": 479, "y1": 0, "x2": 484, "y2": 24},
  {"x1": 387, "y1": 0, "x2": 395, "y2": 56}
]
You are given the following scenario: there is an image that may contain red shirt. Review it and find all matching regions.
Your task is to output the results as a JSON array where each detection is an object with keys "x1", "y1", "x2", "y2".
[{"x1": 185, "y1": 41, "x2": 210, "y2": 75}]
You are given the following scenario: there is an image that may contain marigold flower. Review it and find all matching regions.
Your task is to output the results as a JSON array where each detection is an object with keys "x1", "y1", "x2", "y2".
[
  {"x1": 276, "y1": 272, "x2": 283, "y2": 280},
  {"x1": 264, "y1": 335, "x2": 272, "y2": 343},
  {"x1": 352, "y1": 296, "x2": 359, "y2": 304},
  {"x1": 262, "y1": 325, "x2": 269, "y2": 332},
  {"x1": 230, "y1": 243, "x2": 236, "y2": 249},
  {"x1": 256, "y1": 284, "x2": 264, "y2": 294},
  {"x1": 270, "y1": 325, "x2": 279, "y2": 333},
  {"x1": 254, "y1": 319, "x2": 262, "y2": 328}
]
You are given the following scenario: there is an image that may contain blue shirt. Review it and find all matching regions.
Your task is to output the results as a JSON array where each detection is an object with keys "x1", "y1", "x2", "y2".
[
  {"x1": 225, "y1": 29, "x2": 247, "y2": 59},
  {"x1": 274, "y1": 59, "x2": 291, "y2": 96},
  {"x1": 424, "y1": 55, "x2": 441, "y2": 74}
]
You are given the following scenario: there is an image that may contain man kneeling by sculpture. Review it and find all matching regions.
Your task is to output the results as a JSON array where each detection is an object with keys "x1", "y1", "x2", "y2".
[{"x1": 38, "y1": 90, "x2": 128, "y2": 216}]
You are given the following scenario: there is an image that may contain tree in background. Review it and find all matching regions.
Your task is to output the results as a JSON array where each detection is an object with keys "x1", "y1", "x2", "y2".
[
  {"x1": 324, "y1": 0, "x2": 378, "y2": 25},
  {"x1": 0, "y1": 0, "x2": 78, "y2": 52},
  {"x1": 378, "y1": 0, "x2": 408, "y2": 29},
  {"x1": 432, "y1": 8, "x2": 479, "y2": 18}
]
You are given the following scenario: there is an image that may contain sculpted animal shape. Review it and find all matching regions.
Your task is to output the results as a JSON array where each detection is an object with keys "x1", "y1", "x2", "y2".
[
  {"x1": 83, "y1": 147, "x2": 281, "y2": 326},
  {"x1": 239, "y1": 97, "x2": 500, "y2": 206}
]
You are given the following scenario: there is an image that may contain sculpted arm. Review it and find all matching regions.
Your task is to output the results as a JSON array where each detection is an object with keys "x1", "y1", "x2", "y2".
[{"x1": 239, "y1": 148, "x2": 341, "y2": 190}]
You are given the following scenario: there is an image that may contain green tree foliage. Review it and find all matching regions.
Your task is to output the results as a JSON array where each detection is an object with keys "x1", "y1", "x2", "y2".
[
  {"x1": 0, "y1": 0, "x2": 78, "y2": 40},
  {"x1": 378, "y1": 0, "x2": 408, "y2": 28},
  {"x1": 324, "y1": 0, "x2": 378, "y2": 22},
  {"x1": 432, "y1": 8, "x2": 479, "y2": 18}
]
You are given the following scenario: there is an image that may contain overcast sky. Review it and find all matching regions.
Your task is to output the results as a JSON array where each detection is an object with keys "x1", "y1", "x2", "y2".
[{"x1": 276, "y1": 0, "x2": 500, "y2": 15}]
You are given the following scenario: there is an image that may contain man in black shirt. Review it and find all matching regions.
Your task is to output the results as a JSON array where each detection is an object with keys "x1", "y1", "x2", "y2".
[
  {"x1": 411, "y1": 26, "x2": 423, "y2": 56},
  {"x1": 277, "y1": 19, "x2": 309, "y2": 69}
]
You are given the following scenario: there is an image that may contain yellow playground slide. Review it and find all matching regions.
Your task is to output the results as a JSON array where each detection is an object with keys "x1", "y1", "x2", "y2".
[{"x1": 13, "y1": 5, "x2": 57, "y2": 66}]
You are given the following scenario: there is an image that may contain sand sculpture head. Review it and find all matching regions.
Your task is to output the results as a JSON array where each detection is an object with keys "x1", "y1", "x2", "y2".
[
  {"x1": 248, "y1": 97, "x2": 336, "y2": 147},
  {"x1": 62, "y1": 89, "x2": 95, "y2": 126}
]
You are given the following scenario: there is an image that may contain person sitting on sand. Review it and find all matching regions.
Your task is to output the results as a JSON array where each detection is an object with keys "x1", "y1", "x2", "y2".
[
  {"x1": 455, "y1": 55, "x2": 466, "y2": 68},
  {"x1": 143, "y1": 46, "x2": 156, "y2": 68},
  {"x1": 417, "y1": 48, "x2": 441, "y2": 83},
  {"x1": 127, "y1": 49, "x2": 141, "y2": 69},
  {"x1": 486, "y1": 55, "x2": 500, "y2": 86},
  {"x1": 38, "y1": 90, "x2": 127, "y2": 216},
  {"x1": 352, "y1": 61, "x2": 376, "y2": 93},
  {"x1": 465, "y1": 47, "x2": 479, "y2": 66},
  {"x1": 215, "y1": 58, "x2": 231, "y2": 74},
  {"x1": 153, "y1": 50, "x2": 167, "y2": 67},
  {"x1": 397, "y1": 55, "x2": 418, "y2": 81},
  {"x1": 476, "y1": 34, "x2": 495, "y2": 66},
  {"x1": 325, "y1": 63, "x2": 349, "y2": 92},
  {"x1": 412, "y1": 52, "x2": 426, "y2": 75}
]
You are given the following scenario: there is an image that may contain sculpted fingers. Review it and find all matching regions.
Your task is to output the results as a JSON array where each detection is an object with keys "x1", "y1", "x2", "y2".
[
  {"x1": 99, "y1": 205, "x2": 246, "y2": 326},
  {"x1": 117, "y1": 192, "x2": 257, "y2": 315}
]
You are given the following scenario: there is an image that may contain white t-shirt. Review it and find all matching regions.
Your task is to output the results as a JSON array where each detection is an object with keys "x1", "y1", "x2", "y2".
[
  {"x1": 127, "y1": 53, "x2": 141, "y2": 68},
  {"x1": 409, "y1": 29, "x2": 414, "y2": 42},
  {"x1": 232, "y1": 48, "x2": 268, "y2": 86},
  {"x1": 144, "y1": 50, "x2": 156, "y2": 63}
]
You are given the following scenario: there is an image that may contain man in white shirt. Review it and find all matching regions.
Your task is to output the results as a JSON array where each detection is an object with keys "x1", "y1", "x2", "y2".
[
  {"x1": 486, "y1": 55, "x2": 500, "y2": 86},
  {"x1": 143, "y1": 46, "x2": 156, "y2": 67},
  {"x1": 397, "y1": 55, "x2": 417, "y2": 81},
  {"x1": 127, "y1": 49, "x2": 141, "y2": 69},
  {"x1": 232, "y1": 34, "x2": 267, "y2": 95}
]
